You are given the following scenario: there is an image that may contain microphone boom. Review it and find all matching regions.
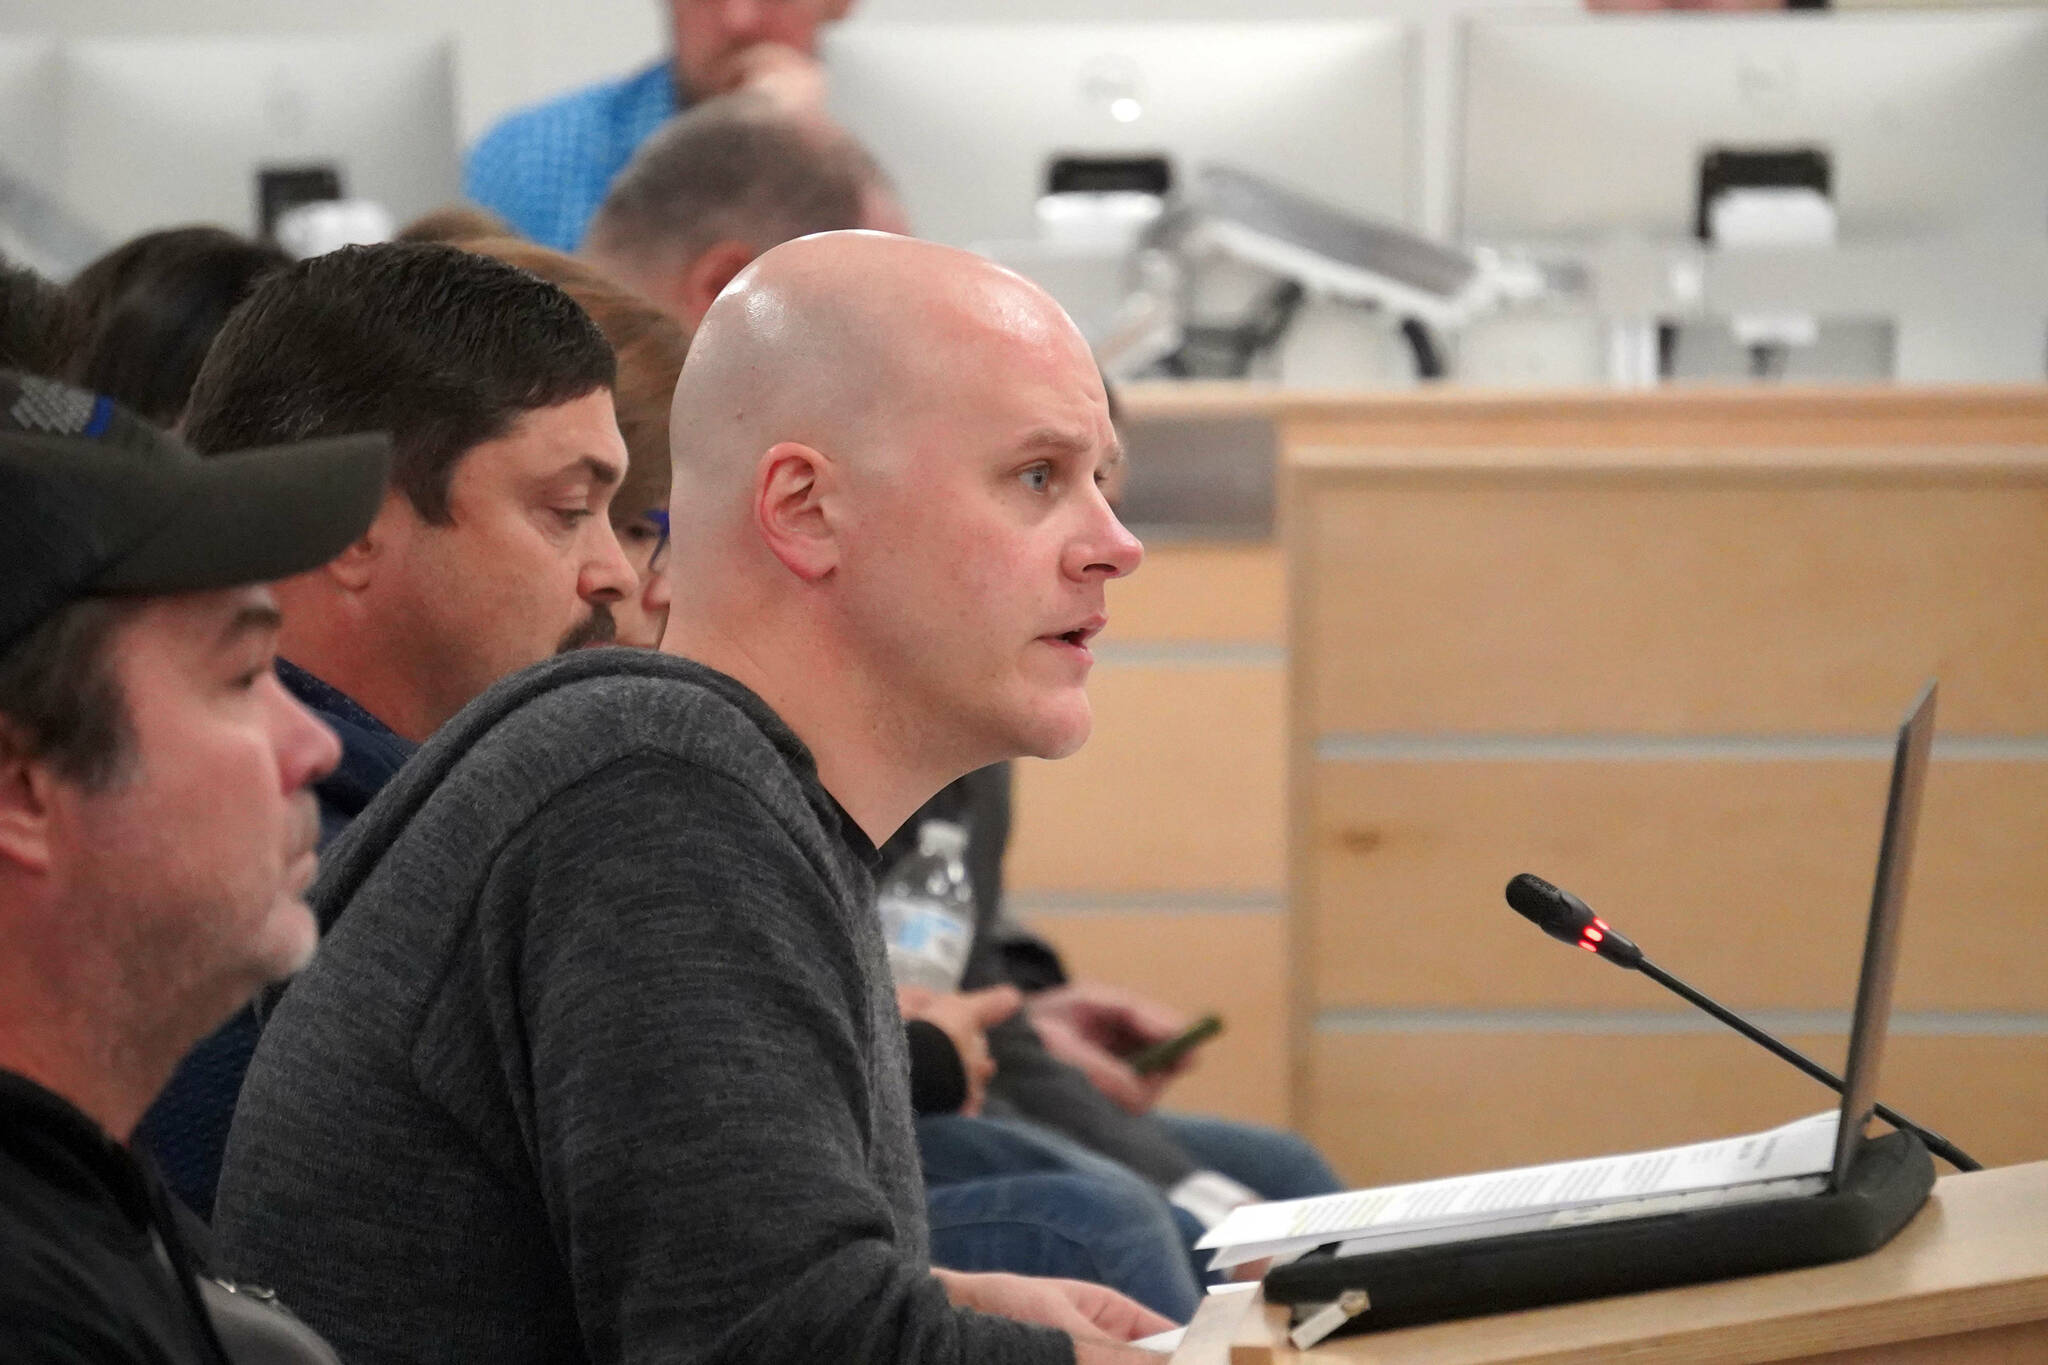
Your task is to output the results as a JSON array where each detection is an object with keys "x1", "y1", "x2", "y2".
[{"x1": 1503, "y1": 873, "x2": 1979, "y2": 1172}]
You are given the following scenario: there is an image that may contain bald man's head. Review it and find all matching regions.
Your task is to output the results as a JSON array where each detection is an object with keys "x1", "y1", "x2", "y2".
[{"x1": 663, "y1": 231, "x2": 1143, "y2": 782}]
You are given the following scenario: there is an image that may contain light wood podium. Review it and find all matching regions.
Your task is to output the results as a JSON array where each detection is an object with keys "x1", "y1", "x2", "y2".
[{"x1": 1168, "y1": 1160, "x2": 2048, "y2": 1365}]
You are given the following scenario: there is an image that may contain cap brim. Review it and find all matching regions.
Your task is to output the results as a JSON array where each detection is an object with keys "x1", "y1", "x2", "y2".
[{"x1": 94, "y1": 432, "x2": 392, "y2": 595}]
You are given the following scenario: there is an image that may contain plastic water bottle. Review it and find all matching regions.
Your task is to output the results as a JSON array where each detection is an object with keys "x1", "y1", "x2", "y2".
[{"x1": 876, "y1": 819, "x2": 975, "y2": 993}]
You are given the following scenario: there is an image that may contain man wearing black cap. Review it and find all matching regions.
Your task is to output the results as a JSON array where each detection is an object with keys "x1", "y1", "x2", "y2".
[{"x1": 0, "y1": 371, "x2": 388, "y2": 1362}]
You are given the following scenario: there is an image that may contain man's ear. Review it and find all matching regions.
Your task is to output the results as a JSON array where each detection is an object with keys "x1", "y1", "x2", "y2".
[
  {"x1": 0, "y1": 732, "x2": 57, "y2": 876},
  {"x1": 754, "y1": 441, "x2": 840, "y2": 583},
  {"x1": 321, "y1": 490, "x2": 407, "y2": 592},
  {"x1": 679, "y1": 241, "x2": 760, "y2": 330}
]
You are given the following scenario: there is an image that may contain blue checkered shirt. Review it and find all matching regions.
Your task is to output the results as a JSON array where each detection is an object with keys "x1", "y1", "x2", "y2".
[{"x1": 464, "y1": 58, "x2": 683, "y2": 252}]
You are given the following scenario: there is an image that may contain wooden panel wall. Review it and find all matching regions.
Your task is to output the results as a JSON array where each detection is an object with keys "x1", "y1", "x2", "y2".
[{"x1": 1284, "y1": 386, "x2": 2048, "y2": 1187}]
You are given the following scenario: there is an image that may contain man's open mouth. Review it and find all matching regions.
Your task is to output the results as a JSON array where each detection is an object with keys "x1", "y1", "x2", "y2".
[{"x1": 1046, "y1": 618, "x2": 1106, "y2": 649}]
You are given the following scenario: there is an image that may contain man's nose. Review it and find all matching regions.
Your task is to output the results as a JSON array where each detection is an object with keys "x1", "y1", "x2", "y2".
[
  {"x1": 272, "y1": 681, "x2": 343, "y2": 791},
  {"x1": 644, "y1": 557, "x2": 675, "y2": 613},
  {"x1": 1070, "y1": 505, "x2": 1145, "y2": 581},
  {"x1": 720, "y1": 0, "x2": 770, "y2": 37}
]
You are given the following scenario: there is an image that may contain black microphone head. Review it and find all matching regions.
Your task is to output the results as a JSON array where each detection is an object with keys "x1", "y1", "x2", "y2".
[
  {"x1": 1505, "y1": 873, "x2": 1592, "y2": 938},
  {"x1": 1505, "y1": 873, "x2": 1643, "y2": 967}
]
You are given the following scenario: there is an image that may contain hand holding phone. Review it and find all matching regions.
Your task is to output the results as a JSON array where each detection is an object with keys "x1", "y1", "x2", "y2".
[{"x1": 1125, "y1": 1013, "x2": 1224, "y2": 1076}]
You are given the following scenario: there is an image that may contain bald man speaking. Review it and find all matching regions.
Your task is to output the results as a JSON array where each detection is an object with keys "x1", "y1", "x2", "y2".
[{"x1": 213, "y1": 233, "x2": 1162, "y2": 1365}]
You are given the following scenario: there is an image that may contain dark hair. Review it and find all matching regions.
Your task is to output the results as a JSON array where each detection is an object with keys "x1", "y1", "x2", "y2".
[
  {"x1": 182, "y1": 242, "x2": 615, "y2": 523},
  {"x1": 586, "y1": 93, "x2": 886, "y2": 271},
  {"x1": 0, "y1": 253, "x2": 83, "y2": 378},
  {"x1": 64, "y1": 227, "x2": 288, "y2": 427},
  {"x1": 461, "y1": 237, "x2": 685, "y2": 524},
  {"x1": 0, "y1": 596, "x2": 138, "y2": 791}
]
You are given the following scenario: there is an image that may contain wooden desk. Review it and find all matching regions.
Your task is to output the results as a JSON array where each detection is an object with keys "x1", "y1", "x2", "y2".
[{"x1": 1170, "y1": 1161, "x2": 2048, "y2": 1365}]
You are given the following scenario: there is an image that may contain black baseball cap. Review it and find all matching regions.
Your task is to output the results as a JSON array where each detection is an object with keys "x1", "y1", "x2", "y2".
[{"x1": 0, "y1": 370, "x2": 391, "y2": 654}]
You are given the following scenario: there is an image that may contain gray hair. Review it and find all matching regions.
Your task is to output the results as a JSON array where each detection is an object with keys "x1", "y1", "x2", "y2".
[{"x1": 586, "y1": 94, "x2": 889, "y2": 270}]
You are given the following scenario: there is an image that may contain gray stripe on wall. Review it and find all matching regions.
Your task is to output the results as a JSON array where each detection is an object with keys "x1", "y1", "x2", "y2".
[
  {"x1": 1314, "y1": 734, "x2": 2048, "y2": 763},
  {"x1": 1314, "y1": 1008, "x2": 2048, "y2": 1037},
  {"x1": 1009, "y1": 891, "x2": 1284, "y2": 917}
]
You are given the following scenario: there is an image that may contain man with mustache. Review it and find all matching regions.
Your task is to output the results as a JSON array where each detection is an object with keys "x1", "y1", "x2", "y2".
[
  {"x1": 137, "y1": 242, "x2": 638, "y2": 1217},
  {"x1": 0, "y1": 370, "x2": 388, "y2": 1360}
]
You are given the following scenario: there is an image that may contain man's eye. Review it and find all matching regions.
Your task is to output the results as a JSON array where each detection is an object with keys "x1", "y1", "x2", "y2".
[
  {"x1": 232, "y1": 659, "x2": 275, "y2": 691},
  {"x1": 1019, "y1": 464, "x2": 1052, "y2": 493},
  {"x1": 554, "y1": 508, "x2": 595, "y2": 527}
]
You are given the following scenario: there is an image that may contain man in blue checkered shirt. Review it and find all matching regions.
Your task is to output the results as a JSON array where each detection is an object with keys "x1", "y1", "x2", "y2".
[{"x1": 466, "y1": 0, "x2": 853, "y2": 252}]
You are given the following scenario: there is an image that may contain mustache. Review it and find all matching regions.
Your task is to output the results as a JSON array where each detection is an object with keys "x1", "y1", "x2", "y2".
[{"x1": 555, "y1": 605, "x2": 618, "y2": 654}]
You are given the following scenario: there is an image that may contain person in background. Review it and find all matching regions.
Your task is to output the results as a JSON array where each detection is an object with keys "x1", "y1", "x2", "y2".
[
  {"x1": 394, "y1": 201, "x2": 515, "y2": 247},
  {"x1": 466, "y1": 0, "x2": 855, "y2": 251},
  {"x1": 0, "y1": 254, "x2": 81, "y2": 376},
  {"x1": 135, "y1": 243, "x2": 638, "y2": 1218},
  {"x1": 463, "y1": 236, "x2": 685, "y2": 648},
  {"x1": 62, "y1": 227, "x2": 287, "y2": 428},
  {"x1": 0, "y1": 370, "x2": 388, "y2": 1362},
  {"x1": 582, "y1": 92, "x2": 906, "y2": 332}
]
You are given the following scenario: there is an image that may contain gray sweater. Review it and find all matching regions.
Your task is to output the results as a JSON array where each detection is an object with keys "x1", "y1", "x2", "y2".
[{"x1": 213, "y1": 649, "x2": 1070, "y2": 1365}]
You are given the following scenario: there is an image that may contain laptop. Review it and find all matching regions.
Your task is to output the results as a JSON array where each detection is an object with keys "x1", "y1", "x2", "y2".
[{"x1": 1831, "y1": 679, "x2": 1936, "y2": 1185}]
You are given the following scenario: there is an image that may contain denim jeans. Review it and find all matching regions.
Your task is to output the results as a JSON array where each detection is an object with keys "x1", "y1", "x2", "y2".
[
  {"x1": 919, "y1": 1111, "x2": 1343, "y2": 1299},
  {"x1": 925, "y1": 1168, "x2": 1201, "y2": 1321},
  {"x1": 1152, "y1": 1113, "x2": 1342, "y2": 1202}
]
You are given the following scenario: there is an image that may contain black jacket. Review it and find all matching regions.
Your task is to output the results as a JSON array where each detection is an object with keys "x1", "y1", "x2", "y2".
[{"x1": 0, "y1": 1069, "x2": 230, "y2": 1364}]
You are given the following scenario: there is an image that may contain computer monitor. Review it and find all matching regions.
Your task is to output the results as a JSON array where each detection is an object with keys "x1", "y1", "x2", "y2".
[
  {"x1": 0, "y1": 37, "x2": 62, "y2": 195},
  {"x1": 1458, "y1": 11, "x2": 2048, "y2": 243},
  {"x1": 823, "y1": 20, "x2": 1416, "y2": 250},
  {"x1": 0, "y1": 37, "x2": 99, "y2": 275},
  {"x1": 57, "y1": 36, "x2": 460, "y2": 244}
]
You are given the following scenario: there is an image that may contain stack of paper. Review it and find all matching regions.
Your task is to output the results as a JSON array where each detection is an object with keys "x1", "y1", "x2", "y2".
[{"x1": 1197, "y1": 1111, "x2": 1840, "y2": 1271}]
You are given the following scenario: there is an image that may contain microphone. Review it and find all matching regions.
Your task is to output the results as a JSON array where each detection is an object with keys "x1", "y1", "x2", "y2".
[
  {"x1": 1504, "y1": 873, "x2": 1980, "y2": 1172},
  {"x1": 1505, "y1": 873, "x2": 1644, "y2": 967}
]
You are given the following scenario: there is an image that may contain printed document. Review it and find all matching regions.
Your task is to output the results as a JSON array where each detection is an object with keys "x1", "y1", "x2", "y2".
[{"x1": 1197, "y1": 1111, "x2": 1839, "y2": 1270}]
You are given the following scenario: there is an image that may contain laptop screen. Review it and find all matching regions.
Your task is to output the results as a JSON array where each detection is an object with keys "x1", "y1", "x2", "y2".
[{"x1": 1829, "y1": 680, "x2": 1938, "y2": 1186}]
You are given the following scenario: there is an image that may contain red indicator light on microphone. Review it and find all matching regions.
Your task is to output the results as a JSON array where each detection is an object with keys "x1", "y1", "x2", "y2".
[
  {"x1": 1593, "y1": 918, "x2": 1610, "y2": 933},
  {"x1": 1584, "y1": 926, "x2": 1605, "y2": 943},
  {"x1": 1579, "y1": 940, "x2": 1599, "y2": 952}
]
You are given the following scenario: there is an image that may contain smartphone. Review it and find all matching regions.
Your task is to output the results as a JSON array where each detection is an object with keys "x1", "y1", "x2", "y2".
[{"x1": 1126, "y1": 1013, "x2": 1224, "y2": 1075}]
